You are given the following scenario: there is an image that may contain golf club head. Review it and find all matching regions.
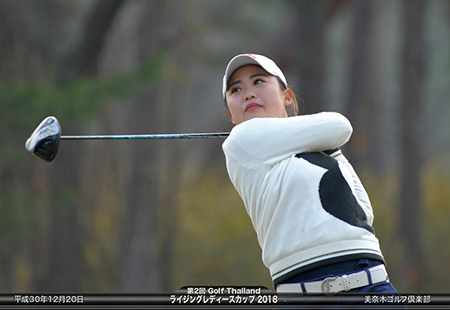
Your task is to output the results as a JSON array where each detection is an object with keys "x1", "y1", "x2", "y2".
[{"x1": 25, "y1": 116, "x2": 61, "y2": 162}]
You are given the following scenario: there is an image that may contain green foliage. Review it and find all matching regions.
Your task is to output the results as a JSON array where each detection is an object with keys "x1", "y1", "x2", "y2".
[
  {"x1": 0, "y1": 55, "x2": 166, "y2": 172},
  {"x1": 359, "y1": 165, "x2": 450, "y2": 293},
  {"x1": 358, "y1": 171, "x2": 407, "y2": 290},
  {"x1": 423, "y1": 163, "x2": 450, "y2": 292},
  {"x1": 0, "y1": 55, "x2": 165, "y2": 130},
  {"x1": 173, "y1": 167, "x2": 272, "y2": 289},
  {"x1": 0, "y1": 55, "x2": 166, "y2": 292}
]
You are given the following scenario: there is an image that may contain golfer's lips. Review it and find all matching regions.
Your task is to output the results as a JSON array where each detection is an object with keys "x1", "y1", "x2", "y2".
[{"x1": 245, "y1": 102, "x2": 263, "y2": 112}]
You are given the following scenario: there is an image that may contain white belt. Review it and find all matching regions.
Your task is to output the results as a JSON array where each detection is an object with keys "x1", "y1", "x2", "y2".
[{"x1": 276, "y1": 264, "x2": 388, "y2": 294}]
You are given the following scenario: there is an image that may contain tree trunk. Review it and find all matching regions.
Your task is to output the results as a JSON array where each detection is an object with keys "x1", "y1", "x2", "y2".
[
  {"x1": 343, "y1": 0, "x2": 389, "y2": 174},
  {"x1": 96, "y1": 1, "x2": 189, "y2": 292},
  {"x1": 33, "y1": 0, "x2": 125, "y2": 291},
  {"x1": 292, "y1": 0, "x2": 327, "y2": 114},
  {"x1": 397, "y1": 0, "x2": 428, "y2": 291},
  {"x1": 57, "y1": 0, "x2": 125, "y2": 83},
  {"x1": 34, "y1": 140, "x2": 85, "y2": 292}
]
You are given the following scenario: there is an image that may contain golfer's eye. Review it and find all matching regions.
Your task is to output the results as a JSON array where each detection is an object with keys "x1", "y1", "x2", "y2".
[
  {"x1": 230, "y1": 87, "x2": 241, "y2": 94},
  {"x1": 254, "y1": 79, "x2": 264, "y2": 85}
]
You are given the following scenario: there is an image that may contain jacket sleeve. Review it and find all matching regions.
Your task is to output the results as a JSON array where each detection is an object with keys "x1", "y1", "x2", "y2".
[{"x1": 223, "y1": 112, "x2": 353, "y2": 166}]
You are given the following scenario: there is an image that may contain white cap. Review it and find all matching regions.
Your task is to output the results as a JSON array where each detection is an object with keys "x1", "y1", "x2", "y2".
[{"x1": 222, "y1": 53, "x2": 288, "y2": 97}]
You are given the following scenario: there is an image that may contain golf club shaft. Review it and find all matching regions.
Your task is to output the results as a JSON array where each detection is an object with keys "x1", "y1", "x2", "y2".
[{"x1": 60, "y1": 132, "x2": 229, "y2": 140}]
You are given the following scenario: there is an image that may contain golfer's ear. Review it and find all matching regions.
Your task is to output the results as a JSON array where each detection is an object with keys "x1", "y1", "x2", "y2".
[
  {"x1": 227, "y1": 110, "x2": 235, "y2": 123},
  {"x1": 284, "y1": 89, "x2": 294, "y2": 107}
]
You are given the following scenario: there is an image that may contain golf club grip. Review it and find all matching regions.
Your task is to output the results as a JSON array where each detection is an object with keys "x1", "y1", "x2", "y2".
[{"x1": 60, "y1": 133, "x2": 230, "y2": 140}]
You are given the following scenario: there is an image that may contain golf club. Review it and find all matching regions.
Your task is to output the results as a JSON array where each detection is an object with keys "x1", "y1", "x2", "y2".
[{"x1": 25, "y1": 116, "x2": 229, "y2": 163}]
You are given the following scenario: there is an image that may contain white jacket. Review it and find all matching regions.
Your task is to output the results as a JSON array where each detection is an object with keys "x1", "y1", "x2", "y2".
[{"x1": 222, "y1": 112, "x2": 384, "y2": 281}]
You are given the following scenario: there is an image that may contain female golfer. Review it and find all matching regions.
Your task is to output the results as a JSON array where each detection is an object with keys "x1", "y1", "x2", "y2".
[{"x1": 221, "y1": 53, "x2": 398, "y2": 294}]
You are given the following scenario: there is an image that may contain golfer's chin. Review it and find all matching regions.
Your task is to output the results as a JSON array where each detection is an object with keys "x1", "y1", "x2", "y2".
[
  {"x1": 241, "y1": 110, "x2": 290, "y2": 123},
  {"x1": 242, "y1": 109, "x2": 268, "y2": 122},
  {"x1": 234, "y1": 109, "x2": 287, "y2": 125}
]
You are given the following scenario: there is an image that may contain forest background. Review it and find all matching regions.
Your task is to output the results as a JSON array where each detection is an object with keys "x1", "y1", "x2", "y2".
[{"x1": 1, "y1": 0, "x2": 449, "y2": 293}]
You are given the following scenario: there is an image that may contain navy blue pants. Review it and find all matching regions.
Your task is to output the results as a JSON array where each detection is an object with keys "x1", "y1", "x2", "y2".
[
  {"x1": 277, "y1": 258, "x2": 398, "y2": 293},
  {"x1": 276, "y1": 259, "x2": 406, "y2": 309}
]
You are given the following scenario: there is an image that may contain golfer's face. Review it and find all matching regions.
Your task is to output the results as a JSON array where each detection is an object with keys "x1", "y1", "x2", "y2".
[{"x1": 225, "y1": 65, "x2": 291, "y2": 125}]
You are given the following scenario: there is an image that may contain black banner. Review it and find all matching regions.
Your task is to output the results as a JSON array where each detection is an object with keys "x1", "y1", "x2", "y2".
[{"x1": 2, "y1": 287, "x2": 449, "y2": 309}]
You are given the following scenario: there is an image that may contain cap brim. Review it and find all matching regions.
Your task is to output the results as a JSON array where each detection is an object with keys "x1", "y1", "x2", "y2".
[
  {"x1": 226, "y1": 55, "x2": 260, "y2": 81},
  {"x1": 222, "y1": 54, "x2": 287, "y2": 97}
]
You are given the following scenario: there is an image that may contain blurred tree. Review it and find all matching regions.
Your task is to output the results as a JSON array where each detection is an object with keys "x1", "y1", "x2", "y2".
[
  {"x1": 33, "y1": 0, "x2": 125, "y2": 292},
  {"x1": 276, "y1": 0, "x2": 347, "y2": 114},
  {"x1": 288, "y1": 0, "x2": 328, "y2": 114},
  {"x1": 397, "y1": 0, "x2": 428, "y2": 291},
  {"x1": 0, "y1": 0, "x2": 47, "y2": 80},
  {"x1": 343, "y1": 0, "x2": 390, "y2": 175},
  {"x1": 93, "y1": 0, "x2": 194, "y2": 292},
  {"x1": 58, "y1": 0, "x2": 125, "y2": 83}
]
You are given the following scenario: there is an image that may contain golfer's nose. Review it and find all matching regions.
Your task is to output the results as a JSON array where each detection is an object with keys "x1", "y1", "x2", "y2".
[{"x1": 245, "y1": 92, "x2": 256, "y2": 101}]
